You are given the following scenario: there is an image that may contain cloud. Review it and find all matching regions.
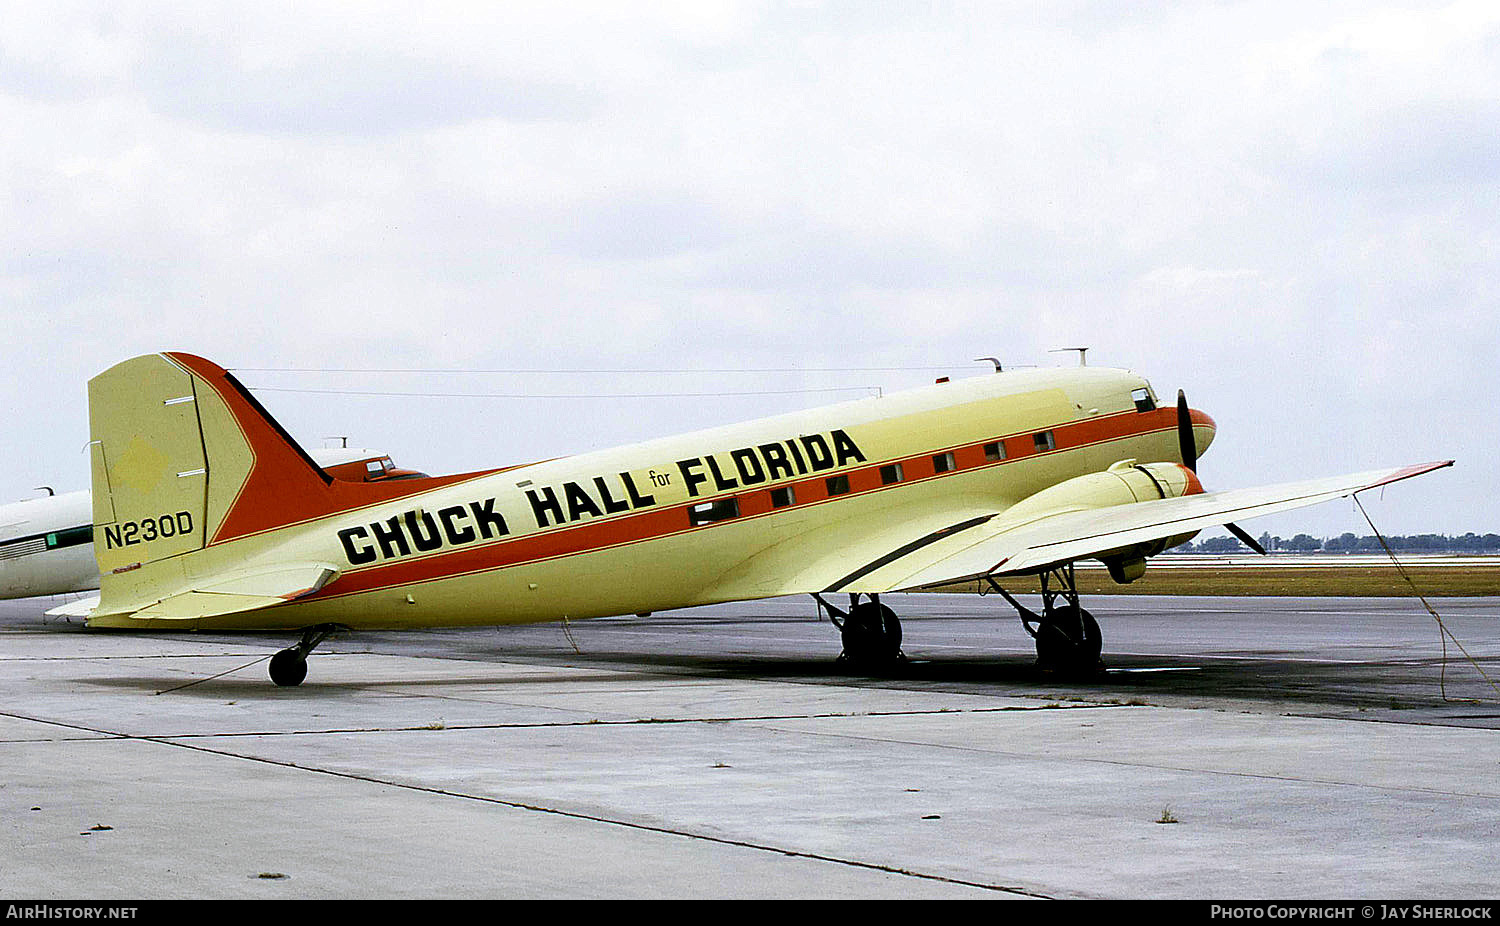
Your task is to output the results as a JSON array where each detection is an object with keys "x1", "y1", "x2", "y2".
[{"x1": 0, "y1": 2, "x2": 1494, "y2": 534}]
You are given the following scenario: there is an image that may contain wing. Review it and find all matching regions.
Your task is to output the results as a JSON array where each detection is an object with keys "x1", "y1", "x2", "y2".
[{"x1": 824, "y1": 461, "x2": 1452, "y2": 593}]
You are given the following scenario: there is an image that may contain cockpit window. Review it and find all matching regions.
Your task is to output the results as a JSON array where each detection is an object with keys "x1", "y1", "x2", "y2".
[{"x1": 1132, "y1": 387, "x2": 1156, "y2": 412}]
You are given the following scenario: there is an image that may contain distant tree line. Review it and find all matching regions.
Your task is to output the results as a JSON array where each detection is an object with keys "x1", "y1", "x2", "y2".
[{"x1": 1170, "y1": 532, "x2": 1500, "y2": 554}]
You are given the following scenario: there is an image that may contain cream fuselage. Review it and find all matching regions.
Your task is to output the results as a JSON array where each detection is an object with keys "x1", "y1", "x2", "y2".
[{"x1": 89, "y1": 366, "x2": 1203, "y2": 631}]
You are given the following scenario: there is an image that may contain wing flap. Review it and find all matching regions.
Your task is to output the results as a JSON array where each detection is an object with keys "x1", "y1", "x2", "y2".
[{"x1": 843, "y1": 461, "x2": 1452, "y2": 592}]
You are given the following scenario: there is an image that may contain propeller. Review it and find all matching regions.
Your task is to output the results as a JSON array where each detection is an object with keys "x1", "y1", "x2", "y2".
[
  {"x1": 1176, "y1": 389, "x2": 1267, "y2": 556},
  {"x1": 1175, "y1": 390, "x2": 1197, "y2": 473}
]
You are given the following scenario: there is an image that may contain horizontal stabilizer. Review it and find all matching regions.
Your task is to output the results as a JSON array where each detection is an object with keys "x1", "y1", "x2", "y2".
[
  {"x1": 94, "y1": 562, "x2": 339, "y2": 623},
  {"x1": 190, "y1": 562, "x2": 340, "y2": 600},
  {"x1": 46, "y1": 596, "x2": 100, "y2": 618}
]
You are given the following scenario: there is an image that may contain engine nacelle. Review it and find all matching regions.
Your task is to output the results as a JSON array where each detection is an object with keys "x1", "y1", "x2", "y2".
[{"x1": 1002, "y1": 459, "x2": 1202, "y2": 583}]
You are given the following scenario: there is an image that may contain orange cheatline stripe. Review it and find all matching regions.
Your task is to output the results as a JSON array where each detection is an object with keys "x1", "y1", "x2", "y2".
[{"x1": 302, "y1": 405, "x2": 1195, "y2": 602}]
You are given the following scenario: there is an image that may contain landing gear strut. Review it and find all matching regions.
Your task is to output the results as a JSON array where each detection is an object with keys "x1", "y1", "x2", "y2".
[
  {"x1": 268, "y1": 623, "x2": 344, "y2": 687},
  {"x1": 987, "y1": 564, "x2": 1104, "y2": 676},
  {"x1": 813, "y1": 592, "x2": 904, "y2": 668}
]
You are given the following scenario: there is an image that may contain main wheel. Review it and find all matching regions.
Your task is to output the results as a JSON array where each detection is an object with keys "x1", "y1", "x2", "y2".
[
  {"x1": 840, "y1": 600, "x2": 903, "y2": 666},
  {"x1": 1033, "y1": 605, "x2": 1102, "y2": 675},
  {"x1": 268, "y1": 649, "x2": 308, "y2": 687}
]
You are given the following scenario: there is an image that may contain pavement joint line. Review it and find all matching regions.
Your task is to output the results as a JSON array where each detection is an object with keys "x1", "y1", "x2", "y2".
[
  {"x1": 0, "y1": 708, "x2": 1049, "y2": 899},
  {"x1": 1111, "y1": 652, "x2": 1401, "y2": 665},
  {"x1": 0, "y1": 702, "x2": 1129, "y2": 742},
  {"x1": 1285, "y1": 711, "x2": 1500, "y2": 727},
  {"x1": 1, "y1": 652, "x2": 285, "y2": 662}
]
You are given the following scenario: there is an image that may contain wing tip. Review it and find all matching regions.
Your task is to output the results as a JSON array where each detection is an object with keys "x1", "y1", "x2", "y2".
[{"x1": 1363, "y1": 460, "x2": 1454, "y2": 492}]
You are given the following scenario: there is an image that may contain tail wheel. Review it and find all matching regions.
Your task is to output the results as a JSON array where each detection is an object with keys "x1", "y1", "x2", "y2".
[
  {"x1": 266, "y1": 623, "x2": 343, "y2": 686},
  {"x1": 1034, "y1": 605, "x2": 1102, "y2": 675},
  {"x1": 840, "y1": 600, "x2": 903, "y2": 666},
  {"x1": 268, "y1": 649, "x2": 308, "y2": 687}
]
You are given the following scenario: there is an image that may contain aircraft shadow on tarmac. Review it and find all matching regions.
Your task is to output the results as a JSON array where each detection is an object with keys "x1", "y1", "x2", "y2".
[
  {"x1": 62, "y1": 641, "x2": 1397, "y2": 705},
  {"x1": 34, "y1": 612, "x2": 1497, "y2": 718},
  {"x1": 76, "y1": 669, "x2": 668, "y2": 698},
  {"x1": 67, "y1": 637, "x2": 1194, "y2": 696}
]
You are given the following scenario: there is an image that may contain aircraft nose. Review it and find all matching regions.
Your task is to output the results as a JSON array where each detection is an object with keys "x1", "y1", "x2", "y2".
[{"x1": 1190, "y1": 408, "x2": 1216, "y2": 458}]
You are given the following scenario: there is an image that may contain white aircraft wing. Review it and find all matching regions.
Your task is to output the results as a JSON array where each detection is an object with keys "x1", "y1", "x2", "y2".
[{"x1": 834, "y1": 461, "x2": 1452, "y2": 593}]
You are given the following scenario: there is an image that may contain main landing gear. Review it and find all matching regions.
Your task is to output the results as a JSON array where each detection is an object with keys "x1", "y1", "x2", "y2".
[
  {"x1": 987, "y1": 563, "x2": 1104, "y2": 676},
  {"x1": 813, "y1": 592, "x2": 905, "y2": 669},
  {"x1": 268, "y1": 623, "x2": 345, "y2": 687}
]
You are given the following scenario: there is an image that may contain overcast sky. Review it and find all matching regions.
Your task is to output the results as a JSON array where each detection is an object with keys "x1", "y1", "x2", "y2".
[{"x1": 2, "y1": 1, "x2": 1494, "y2": 539}]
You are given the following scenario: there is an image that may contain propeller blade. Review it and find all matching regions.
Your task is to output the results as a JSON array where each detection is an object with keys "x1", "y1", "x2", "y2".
[
  {"x1": 1225, "y1": 521, "x2": 1268, "y2": 555},
  {"x1": 1176, "y1": 389, "x2": 1258, "y2": 554},
  {"x1": 1176, "y1": 389, "x2": 1197, "y2": 472}
]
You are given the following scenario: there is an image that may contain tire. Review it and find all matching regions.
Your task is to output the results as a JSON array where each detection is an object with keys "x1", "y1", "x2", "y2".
[
  {"x1": 841, "y1": 601, "x2": 902, "y2": 666},
  {"x1": 1034, "y1": 605, "x2": 1102, "y2": 674},
  {"x1": 269, "y1": 649, "x2": 308, "y2": 687}
]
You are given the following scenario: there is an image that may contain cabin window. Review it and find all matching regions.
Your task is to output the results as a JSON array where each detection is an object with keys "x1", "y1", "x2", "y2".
[
  {"x1": 983, "y1": 441, "x2": 1006, "y2": 462},
  {"x1": 1033, "y1": 431, "x2": 1056, "y2": 452},
  {"x1": 880, "y1": 463, "x2": 904, "y2": 485},
  {"x1": 1132, "y1": 388, "x2": 1156, "y2": 412},
  {"x1": 770, "y1": 486, "x2": 796, "y2": 508},
  {"x1": 932, "y1": 452, "x2": 955, "y2": 473},
  {"x1": 688, "y1": 498, "x2": 740, "y2": 526},
  {"x1": 825, "y1": 475, "x2": 850, "y2": 496}
]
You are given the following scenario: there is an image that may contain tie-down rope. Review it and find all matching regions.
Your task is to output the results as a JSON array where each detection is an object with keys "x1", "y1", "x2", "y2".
[{"x1": 1354, "y1": 493, "x2": 1499, "y2": 703}]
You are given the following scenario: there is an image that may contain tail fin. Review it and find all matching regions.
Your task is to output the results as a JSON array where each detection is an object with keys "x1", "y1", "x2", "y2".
[
  {"x1": 89, "y1": 353, "x2": 332, "y2": 570},
  {"x1": 88, "y1": 352, "x2": 335, "y2": 618}
]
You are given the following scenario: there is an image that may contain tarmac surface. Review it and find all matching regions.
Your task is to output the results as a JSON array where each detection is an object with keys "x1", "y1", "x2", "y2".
[{"x1": 3, "y1": 592, "x2": 1499, "y2": 899}]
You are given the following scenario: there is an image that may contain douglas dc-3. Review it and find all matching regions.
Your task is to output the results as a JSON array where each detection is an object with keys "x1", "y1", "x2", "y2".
[{"x1": 60, "y1": 352, "x2": 1449, "y2": 686}]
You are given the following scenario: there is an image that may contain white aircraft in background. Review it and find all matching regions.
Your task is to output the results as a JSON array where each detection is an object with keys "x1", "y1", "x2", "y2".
[
  {"x1": 0, "y1": 446, "x2": 423, "y2": 601},
  {"x1": 61, "y1": 351, "x2": 1449, "y2": 686}
]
